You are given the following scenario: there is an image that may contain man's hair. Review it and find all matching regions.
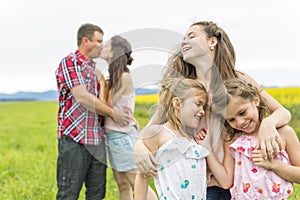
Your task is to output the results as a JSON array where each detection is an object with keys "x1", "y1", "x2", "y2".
[{"x1": 77, "y1": 23, "x2": 103, "y2": 47}]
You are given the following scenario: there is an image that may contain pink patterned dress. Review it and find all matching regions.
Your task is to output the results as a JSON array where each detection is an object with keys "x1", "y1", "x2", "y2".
[{"x1": 229, "y1": 135, "x2": 293, "y2": 200}]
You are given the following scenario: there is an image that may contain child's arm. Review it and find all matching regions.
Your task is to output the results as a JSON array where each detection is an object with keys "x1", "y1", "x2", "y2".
[
  {"x1": 134, "y1": 173, "x2": 149, "y2": 200},
  {"x1": 206, "y1": 136, "x2": 235, "y2": 189},
  {"x1": 253, "y1": 125, "x2": 300, "y2": 183},
  {"x1": 208, "y1": 176, "x2": 221, "y2": 187},
  {"x1": 134, "y1": 109, "x2": 166, "y2": 174},
  {"x1": 135, "y1": 125, "x2": 162, "y2": 199}
]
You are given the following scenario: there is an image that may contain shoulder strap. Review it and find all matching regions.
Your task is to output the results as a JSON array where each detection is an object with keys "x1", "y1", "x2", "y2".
[{"x1": 162, "y1": 125, "x2": 177, "y2": 138}]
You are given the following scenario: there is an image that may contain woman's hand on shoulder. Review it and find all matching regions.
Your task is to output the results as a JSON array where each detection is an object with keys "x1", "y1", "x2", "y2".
[
  {"x1": 134, "y1": 125, "x2": 162, "y2": 176},
  {"x1": 257, "y1": 120, "x2": 283, "y2": 160}
]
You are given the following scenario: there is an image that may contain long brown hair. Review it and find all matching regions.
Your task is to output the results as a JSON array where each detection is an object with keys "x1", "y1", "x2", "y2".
[
  {"x1": 191, "y1": 21, "x2": 237, "y2": 80},
  {"x1": 163, "y1": 21, "x2": 237, "y2": 82},
  {"x1": 191, "y1": 21, "x2": 239, "y2": 115},
  {"x1": 163, "y1": 51, "x2": 197, "y2": 80},
  {"x1": 214, "y1": 78, "x2": 270, "y2": 140},
  {"x1": 106, "y1": 35, "x2": 133, "y2": 101}
]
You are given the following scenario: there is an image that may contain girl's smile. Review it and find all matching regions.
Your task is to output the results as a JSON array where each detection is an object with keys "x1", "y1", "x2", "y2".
[{"x1": 224, "y1": 96, "x2": 260, "y2": 135}]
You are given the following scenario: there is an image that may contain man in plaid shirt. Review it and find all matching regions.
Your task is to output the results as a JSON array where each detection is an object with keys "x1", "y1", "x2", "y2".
[{"x1": 55, "y1": 23, "x2": 130, "y2": 200}]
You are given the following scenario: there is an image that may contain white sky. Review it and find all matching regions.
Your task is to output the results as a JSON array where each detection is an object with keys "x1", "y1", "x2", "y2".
[{"x1": 0, "y1": 0, "x2": 299, "y2": 94}]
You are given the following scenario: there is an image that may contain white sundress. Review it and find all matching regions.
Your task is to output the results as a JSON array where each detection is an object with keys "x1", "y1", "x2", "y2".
[{"x1": 154, "y1": 126, "x2": 209, "y2": 200}]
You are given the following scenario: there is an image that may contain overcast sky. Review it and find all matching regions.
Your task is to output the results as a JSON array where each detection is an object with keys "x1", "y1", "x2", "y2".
[{"x1": 0, "y1": 0, "x2": 299, "y2": 94}]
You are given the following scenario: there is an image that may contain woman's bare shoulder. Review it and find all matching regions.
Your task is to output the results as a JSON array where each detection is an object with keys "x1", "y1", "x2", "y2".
[{"x1": 121, "y1": 72, "x2": 132, "y2": 81}]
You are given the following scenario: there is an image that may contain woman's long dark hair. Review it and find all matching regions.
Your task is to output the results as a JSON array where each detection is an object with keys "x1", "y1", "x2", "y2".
[{"x1": 106, "y1": 35, "x2": 133, "y2": 101}]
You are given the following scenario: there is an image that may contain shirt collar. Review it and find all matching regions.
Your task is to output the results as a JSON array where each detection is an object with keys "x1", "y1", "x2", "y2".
[
  {"x1": 75, "y1": 50, "x2": 88, "y2": 62},
  {"x1": 75, "y1": 50, "x2": 96, "y2": 69}
]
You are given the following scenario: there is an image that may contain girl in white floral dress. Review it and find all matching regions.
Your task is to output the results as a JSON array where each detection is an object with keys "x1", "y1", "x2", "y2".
[{"x1": 135, "y1": 78, "x2": 209, "y2": 200}]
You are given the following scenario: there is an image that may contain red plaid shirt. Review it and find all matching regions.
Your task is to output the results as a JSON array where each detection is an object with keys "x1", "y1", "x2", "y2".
[{"x1": 55, "y1": 50, "x2": 104, "y2": 145}]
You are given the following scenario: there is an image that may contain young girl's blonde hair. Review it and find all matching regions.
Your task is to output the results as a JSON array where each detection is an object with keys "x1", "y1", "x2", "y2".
[{"x1": 151, "y1": 78, "x2": 208, "y2": 137}]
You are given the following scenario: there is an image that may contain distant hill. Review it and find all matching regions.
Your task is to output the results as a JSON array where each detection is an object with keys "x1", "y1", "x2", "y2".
[
  {"x1": 0, "y1": 90, "x2": 59, "y2": 101},
  {"x1": 0, "y1": 88, "x2": 158, "y2": 101},
  {"x1": 135, "y1": 87, "x2": 158, "y2": 95}
]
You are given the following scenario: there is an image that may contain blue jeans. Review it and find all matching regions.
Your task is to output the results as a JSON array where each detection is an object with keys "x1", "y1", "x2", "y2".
[
  {"x1": 56, "y1": 135, "x2": 107, "y2": 200},
  {"x1": 207, "y1": 186, "x2": 231, "y2": 200}
]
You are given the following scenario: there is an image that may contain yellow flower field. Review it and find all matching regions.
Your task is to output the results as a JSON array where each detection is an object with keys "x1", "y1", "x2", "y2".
[
  {"x1": 136, "y1": 87, "x2": 300, "y2": 106},
  {"x1": 135, "y1": 93, "x2": 159, "y2": 104},
  {"x1": 265, "y1": 87, "x2": 300, "y2": 105}
]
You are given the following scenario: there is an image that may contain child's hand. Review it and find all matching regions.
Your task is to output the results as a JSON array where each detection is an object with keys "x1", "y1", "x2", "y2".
[
  {"x1": 194, "y1": 128, "x2": 208, "y2": 145},
  {"x1": 252, "y1": 149, "x2": 273, "y2": 169}
]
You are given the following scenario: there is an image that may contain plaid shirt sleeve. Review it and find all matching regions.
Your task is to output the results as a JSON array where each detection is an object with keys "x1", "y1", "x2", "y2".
[{"x1": 59, "y1": 54, "x2": 85, "y2": 89}]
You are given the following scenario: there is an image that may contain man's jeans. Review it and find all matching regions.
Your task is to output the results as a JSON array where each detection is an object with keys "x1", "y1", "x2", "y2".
[{"x1": 56, "y1": 135, "x2": 107, "y2": 200}]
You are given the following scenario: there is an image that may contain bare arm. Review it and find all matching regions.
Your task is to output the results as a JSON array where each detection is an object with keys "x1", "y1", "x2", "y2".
[
  {"x1": 206, "y1": 136, "x2": 235, "y2": 189},
  {"x1": 71, "y1": 85, "x2": 112, "y2": 117},
  {"x1": 134, "y1": 139, "x2": 159, "y2": 173},
  {"x1": 134, "y1": 125, "x2": 162, "y2": 174},
  {"x1": 253, "y1": 126, "x2": 300, "y2": 183},
  {"x1": 71, "y1": 85, "x2": 130, "y2": 126}
]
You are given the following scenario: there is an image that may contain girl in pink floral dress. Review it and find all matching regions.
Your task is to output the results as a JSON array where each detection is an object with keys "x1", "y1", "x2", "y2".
[{"x1": 204, "y1": 78, "x2": 300, "y2": 199}]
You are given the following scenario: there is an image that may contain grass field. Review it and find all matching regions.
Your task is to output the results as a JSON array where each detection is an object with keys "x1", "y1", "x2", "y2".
[{"x1": 0, "y1": 87, "x2": 299, "y2": 199}]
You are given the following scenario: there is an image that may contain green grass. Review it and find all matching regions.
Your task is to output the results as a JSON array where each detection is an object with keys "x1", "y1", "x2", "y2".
[
  {"x1": 0, "y1": 101, "x2": 57, "y2": 199},
  {"x1": 0, "y1": 101, "x2": 299, "y2": 199}
]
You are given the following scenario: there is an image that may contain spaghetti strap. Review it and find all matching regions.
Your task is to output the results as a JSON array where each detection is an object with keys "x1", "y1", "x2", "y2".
[{"x1": 162, "y1": 125, "x2": 177, "y2": 138}]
